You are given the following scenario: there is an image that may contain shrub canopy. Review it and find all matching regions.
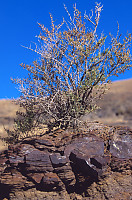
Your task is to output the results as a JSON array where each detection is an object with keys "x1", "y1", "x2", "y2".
[{"x1": 9, "y1": 3, "x2": 132, "y2": 142}]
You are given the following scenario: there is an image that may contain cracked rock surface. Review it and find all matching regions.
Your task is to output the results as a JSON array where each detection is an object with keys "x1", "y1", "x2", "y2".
[{"x1": 0, "y1": 122, "x2": 132, "y2": 199}]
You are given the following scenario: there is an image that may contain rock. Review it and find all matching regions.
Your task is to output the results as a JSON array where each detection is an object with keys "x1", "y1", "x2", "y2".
[
  {"x1": 27, "y1": 173, "x2": 44, "y2": 184},
  {"x1": 41, "y1": 172, "x2": 63, "y2": 191},
  {"x1": 64, "y1": 136, "x2": 104, "y2": 157},
  {"x1": 50, "y1": 153, "x2": 76, "y2": 189},
  {"x1": 0, "y1": 169, "x2": 34, "y2": 191},
  {"x1": 109, "y1": 127, "x2": 132, "y2": 173},
  {"x1": 34, "y1": 138, "x2": 55, "y2": 151},
  {"x1": 14, "y1": 144, "x2": 36, "y2": 156},
  {"x1": 54, "y1": 163, "x2": 76, "y2": 189},
  {"x1": 110, "y1": 128, "x2": 132, "y2": 159},
  {"x1": 8, "y1": 155, "x2": 24, "y2": 166},
  {"x1": 50, "y1": 153, "x2": 67, "y2": 167},
  {"x1": 65, "y1": 136, "x2": 110, "y2": 179},
  {"x1": 69, "y1": 150, "x2": 98, "y2": 177},
  {"x1": 25, "y1": 148, "x2": 54, "y2": 173},
  {"x1": 64, "y1": 137, "x2": 110, "y2": 193},
  {"x1": 0, "y1": 123, "x2": 131, "y2": 199},
  {"x1": 35, "y1": 138, "x2": 55, "y2": 147}
]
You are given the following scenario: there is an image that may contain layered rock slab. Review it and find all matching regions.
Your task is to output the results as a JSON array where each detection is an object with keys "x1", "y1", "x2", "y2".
[{"x1": 0, "y1": 123, "x2": 131, "y2": 199}]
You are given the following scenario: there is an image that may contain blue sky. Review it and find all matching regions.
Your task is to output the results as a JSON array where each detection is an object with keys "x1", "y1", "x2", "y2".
[{"x1": 0, "y1": 0, "x2": 132, "y2": 99}]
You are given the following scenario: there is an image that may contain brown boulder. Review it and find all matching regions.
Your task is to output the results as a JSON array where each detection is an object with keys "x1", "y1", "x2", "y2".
[{"x1": 0, "y1": 123, "x2": 131, "y2": 199}]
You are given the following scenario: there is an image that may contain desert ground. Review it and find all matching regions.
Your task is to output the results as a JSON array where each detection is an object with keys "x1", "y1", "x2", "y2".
[{"x1": 0, "y1": 78, "x2": 132, "y2": 151}]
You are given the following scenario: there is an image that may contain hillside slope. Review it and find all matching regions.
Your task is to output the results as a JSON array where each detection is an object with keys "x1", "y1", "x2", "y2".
[{"x1": 84, "y1": 78, "x2": 132, "y2": 128}]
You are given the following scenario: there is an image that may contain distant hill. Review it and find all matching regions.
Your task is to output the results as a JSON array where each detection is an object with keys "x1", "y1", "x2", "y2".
[{"x1": 83, "y1": 78, "x2": 132, "y2": 128}]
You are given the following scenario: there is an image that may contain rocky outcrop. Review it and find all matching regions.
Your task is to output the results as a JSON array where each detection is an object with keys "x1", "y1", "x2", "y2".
[{"x1": 0, "y1": 122, "x2": 132, "y2": 199}]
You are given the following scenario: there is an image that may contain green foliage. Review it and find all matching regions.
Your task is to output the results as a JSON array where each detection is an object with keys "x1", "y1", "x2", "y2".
[{"x1": 7, "y1": 3, "x2": 132, "y2": 142}]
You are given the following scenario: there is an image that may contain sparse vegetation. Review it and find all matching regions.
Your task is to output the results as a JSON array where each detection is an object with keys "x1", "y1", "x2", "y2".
[{"x1": 5, "y1": 3, "x2": 132, "y2": 143}]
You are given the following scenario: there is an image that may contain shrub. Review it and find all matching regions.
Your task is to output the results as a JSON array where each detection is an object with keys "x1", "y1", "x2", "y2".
[{"x1": 7, "y1": 3, "x2": 132, "y2": 142}]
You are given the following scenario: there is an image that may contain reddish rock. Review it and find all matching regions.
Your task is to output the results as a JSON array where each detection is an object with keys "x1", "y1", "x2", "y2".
[
  {"x1": 14, "y1": 144, "x2": 36, "y2": 157},
  {"x1": 54, "y1": 163, "x2": 76, "y2": 188},
  {"x1": 64, "y1": 136, "x2": 104, "y2": 157},
  {"x1": 0, "y1": 169, "x2": 34, "y2": 190},
  {"x1": 49, "y1": 153, "x2": 76, "y2": 189},
  {"x1": 0, "y1": 123, "x2": 131, "y2": 199},
  {"x1": 110, "y1": 130, "x2": 132, "y2": 159},
  {"x1": 49, "y1": 153, "x2": 67, "y2": 167},
  {"x1": 41, "y1": 172, "x2": 63, "y2": 191},
  {"x1": 65, "y1": 136, "x2": 109, "y2": 182},
  {"x1": 28, "y1": 173, "x2": 44, "y2": 184},
  {"x1": 34, "y1": 138, "x2": 56, "y2": 151},
  {"x1": 25, "y1": 148, "x2": 53, "y2": 173},
  {"x1": 35, "y1": 139, "x2": 55, "y2": 147}
]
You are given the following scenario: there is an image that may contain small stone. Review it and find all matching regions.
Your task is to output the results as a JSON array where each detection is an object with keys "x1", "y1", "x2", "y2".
[
  {"x1": 28, "y1": 173, "x2": 44, "y2": 184},
  {"x1": 50, "y1": 153, "x2": 67, "y2": 167},
  {"x1": 41, "y1": 172, "x2": 63, "y2": 191}
]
